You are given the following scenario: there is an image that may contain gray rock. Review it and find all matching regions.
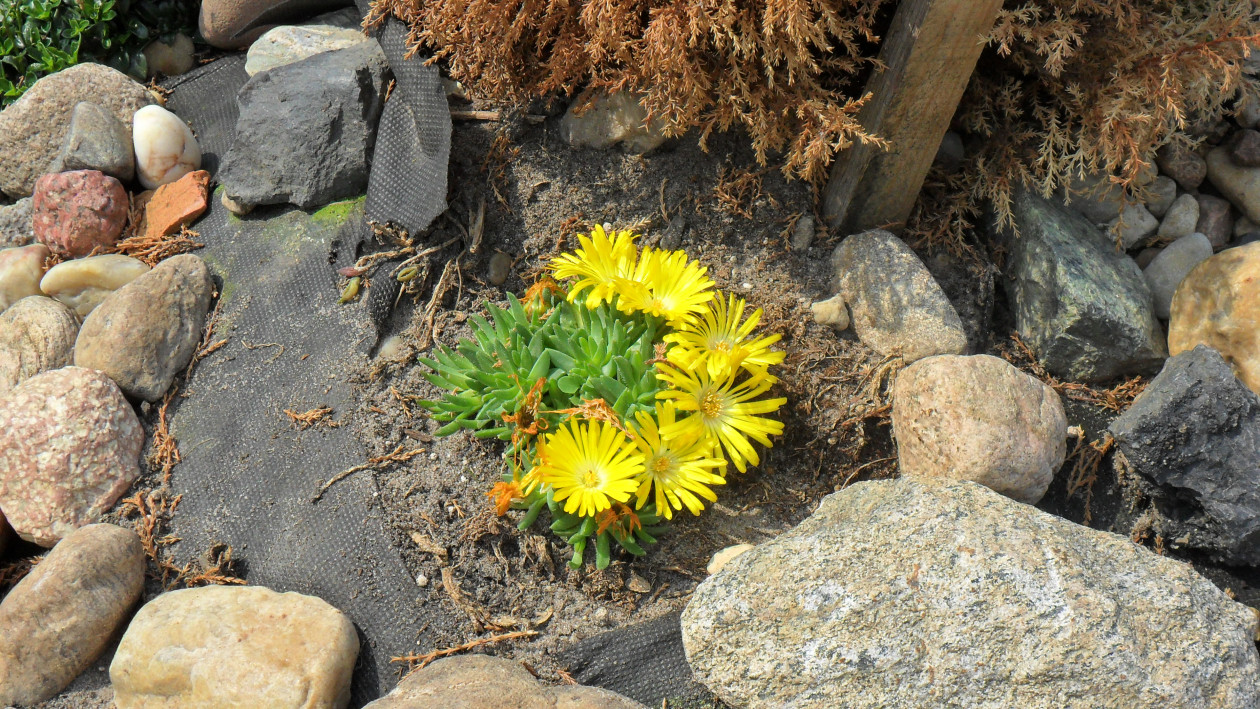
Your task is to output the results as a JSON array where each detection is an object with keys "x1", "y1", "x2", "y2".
[
  {"x1": 219, "y1": 42, "x2": 388, "y2": 210},
  {"x1": 1108, "y1": 202, "x2": 1158, "y2": 249},
  {"x1": 0, "y1": 197, "x2": 33, "y2": 248},
  {"x1": 789, "y1": 214, "x2": 815, "y2": 251},
  {"x1": 1063, "y1": 172, "x2": 1125, "y2": 225},
  {"x1": 0, "y1": 296, "x2": 78, "y2": 395},
  {"x1": 487, "y1": 251, "x2": 512, "y2": 285},
  {"x1": 561, "y1": 90, "x2": 667, "y2": 154},
  {"x1": 363, "y1": 655, "x2": 646, "y2": 708},
  {"x1": 1195, "y1": 193, "x2": 1234, "y2": 251},
  {"x1": 682, "y1": 478, "x2": 1260, "y2": 709},
  {"x1": 830, "y1": 229, "x2": 967, "y2": 363},
  {"x1": 245, "y1": 24, "x2": 369, "y2": 76},
  {"x1": 307, "y1": 6, "x2": 362, "y2": 29},
  {"x1": 1134, "y1": 246, "x2": 1162, "y2": 269},
  {"x1": 1238, "y1": 98, "x2": 1260, "y2": 130},
  {"x1": 1143, "y1": 175, "x2": 1177, "y2": 218},
  {"x1": 1235, "y1": 231, "x2": 1260, "y2": 247},
  {"x1": 49, "y1": 102, "x2": 135, "y2": 182},
  {"x1": 1206, "y1": 145, "x2": 1260, "y2": 223},
  {"x1": 659, "y1": 214, "x2": 686, "y2": 250},
  {"x1": 892, "y1": 354, "x2": 1066, "y2": 503},
  {"x1": 1000, "y1": 188, "x2": 1167, "y2": 382},
  {"x1": 1228, "y1": 128, "x2": 1260, "y2": 167},
  {"x1": 0, "y1": 524, "x2": 143, "y2": 706},
  {"x1": 74, "y1": 254, "x2": 214, "y2": 401},
  {"x1": 1111, "y1": 346, "x2": 1260, "y2": 565},
  {"x1": 1156, "y1": 141, "x2": 1207, "y2": 191},
  {"x1": 0, "y1": 64, "x2": 154, "y2": 197},
  {"x1": 922, "y1": 249, "x2": 994, "y2": 353},
  {"x1": 1156, "y1": 193, "x2": 1199, "y2": 242},
  {"x1": 1143, "y1": 233, "x2": 1213, "y2": 319},
  {"x1": 1234, "y1": 214, "x2": 1257, "y2": 238}
]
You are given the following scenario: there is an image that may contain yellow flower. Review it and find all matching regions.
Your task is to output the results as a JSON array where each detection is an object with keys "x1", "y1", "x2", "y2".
[
  {"x1": 534, "y1": 418, "x2": 643, "y2": 518},
  {"x1": 615, "y1": 247, "x2": 715, "y2": 326},
  {"x1": 656, "y1": 364, "x2": 786, "y2": 473},
  {"x1": 630, "y1": 402, "x2": 726, "y2": 519},
  {"x1": 548, "y1": 225, "x2": 637, "y2": 309},
  {"x1": 665, "y1": 292, "x2": 785, "y2": 380}
]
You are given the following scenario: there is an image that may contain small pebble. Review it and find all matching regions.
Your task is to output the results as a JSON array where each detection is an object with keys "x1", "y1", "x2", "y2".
[
  {"x1": 593, "y1": 607, "x2": 610, "y2": 625},
  {"x1": 627, "y1": 574, "x2": 651, "y2": 594},
  {"x1": 810, "y1": 294, "x2": 850, "y2": 331},
  {"x1": 487, "y1": 252, "x2": 512, "y2": 285},
  {"x1": 790, "y1": 214, "x2": 815, "y2": 251},
  {"x1": 416, "y1": 573, "x2": 428, "y2": 588}
]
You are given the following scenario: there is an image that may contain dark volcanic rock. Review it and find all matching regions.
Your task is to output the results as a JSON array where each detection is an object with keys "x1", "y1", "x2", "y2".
[
  {"x1": 219, "y1": 41, "x2": 388, "y2": 210},
  {"x1": 1000, "y1": 188, "x2": 1166, "y2": 382},
  {"x1": 1109, "y1": 345, "x2": 1260, "y2": 565}
]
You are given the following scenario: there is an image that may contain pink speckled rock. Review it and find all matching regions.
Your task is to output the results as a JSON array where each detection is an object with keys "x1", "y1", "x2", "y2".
[
  {"x1": 31, "y1": 170, "x2": 129, "y2": 258},
  {"x1": 0, "y1": 366, "x2": 142, "y2": 546}
]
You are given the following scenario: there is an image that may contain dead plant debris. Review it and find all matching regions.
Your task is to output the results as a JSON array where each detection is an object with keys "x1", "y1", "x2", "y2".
[
  {"x1": 313, "y1": 444, "x2": 427, "y2": 501},
  {"x1": 390, "y1": 630, "x2": 538, "y2": 677},
  {"x1": 283, "y1": 406, "x2": 340, "y2": 430},
  {"x1": 998, "y1": 333, "x2": 1148, "y2": 413}
]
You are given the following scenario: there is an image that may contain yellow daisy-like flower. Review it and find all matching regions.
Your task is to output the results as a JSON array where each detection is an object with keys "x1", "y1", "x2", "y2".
[
  {"x1": 548, "y1": 225, "x2": 637, "y2": 309},
  {"x1": 656, "y1": 364, "x2": 786, "y2": 473},
  {"x1": 615, "y1": 247, "x2": 715, "y2": 327},
  {"x1": 534, "y1": 418, "x2": 643, "y2": 518},
  {"x1": 665, "y1": 292, "x2": 786, "y2": 380},
  {"x1": 630, "y1": 402, "x2": 727, "y2": 519}
]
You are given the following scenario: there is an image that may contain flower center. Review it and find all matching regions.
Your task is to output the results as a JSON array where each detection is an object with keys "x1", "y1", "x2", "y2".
[
  {"x1": 582, "y1": 466, "x2": 601, "y2": 488},
  {"x1": 653, "y1": 456, "x2": 674, "y2": 475},
  {"x1": 700, "y1": 389, "x2": 724, "y2": 418},
  {"x1": 712, "y1": 340, "x2": 732, "y2": 353}
]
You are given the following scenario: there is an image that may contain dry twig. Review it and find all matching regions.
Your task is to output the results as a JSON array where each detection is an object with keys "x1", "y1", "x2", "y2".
[
  {"x1": 390, "y1": 630, "x2": 538, "y2": 676},
  {"x1": 313, "y1": 444, "x2": 426, "y2": 500}
]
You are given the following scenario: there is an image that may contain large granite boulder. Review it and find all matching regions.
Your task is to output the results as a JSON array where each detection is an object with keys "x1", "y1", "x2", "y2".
[
  {"x1": 1000, "y1": 188, "x2": 1166, "y2": 382},
  {"x1": 682, "y1": 478, "x2": 1260, "y2": 708},
  {"x1": 1110, "y1": 345, "x2": 1260, "y2": 565}
]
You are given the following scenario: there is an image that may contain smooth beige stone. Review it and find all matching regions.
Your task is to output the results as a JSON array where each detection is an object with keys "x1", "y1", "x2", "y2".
[
  {"x1": 1206, "y1": 146, "x2": 1260, "y2": 223},
  {"x1": 363, "y1": 655, "x2": 647, "y2": 709},
  {"x1": 0, "y1": 524, "x2": 144, "y2": 706},
  {"x1": 1168, "y1": 242, "x2": 1260, "y2": 395},
  {"x1": 708, "y1": 544, "x2": 755, "y2": 575},
  {"x1": 810, "y1": 294, "x2": 850, "y2": 330},
  {"x1": 111, "y1": 585, "x2": 359, "y2": 709},
  {"x1": 0, "y1": 243, "x2": 50, "y2": 313},
  {"x1": 892, "y1": 354, "x2": 1067, "y2": 504},
  {"x1": 40, "y1": 254, "x2": 150, "y2": 318},
  {"x1": 133, "y1": 105, "x2": 201, "y2": 190}
]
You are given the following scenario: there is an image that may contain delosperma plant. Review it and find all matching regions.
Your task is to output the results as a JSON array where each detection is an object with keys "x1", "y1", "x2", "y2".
[{"x1": 420, "y1": 225, "x2": 787, "y2": 568}]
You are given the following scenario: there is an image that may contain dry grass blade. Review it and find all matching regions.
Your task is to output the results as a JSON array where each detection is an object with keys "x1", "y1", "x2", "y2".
[
  {"x1": 149, "y1": 387, "x2": 182, "y2": 485},
  {"x1": 313, "y1": 444, "x2": 426, "y2": 500},
  {"x1": 390, "y1": 630, "x2": 538, "y2": 676},
  {"x1": 283, "y1": 406, "x2": 340, "y2": 430}
]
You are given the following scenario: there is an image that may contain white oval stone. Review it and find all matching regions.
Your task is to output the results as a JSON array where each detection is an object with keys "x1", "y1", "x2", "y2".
[
  {"x1": 133, "y1": 105, "x2": 201, "y2": 190},
  {"x1": 40, "y1": 254, "x2": 150, "y2": 318},
  {"x1": 0, "y1": 244, "x2": 50, "y2": 313}
]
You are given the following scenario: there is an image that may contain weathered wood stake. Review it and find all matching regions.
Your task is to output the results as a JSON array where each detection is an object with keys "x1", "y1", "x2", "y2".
[{"x1": 823, "y1": 0, "x2": 1003, "y2": 235}]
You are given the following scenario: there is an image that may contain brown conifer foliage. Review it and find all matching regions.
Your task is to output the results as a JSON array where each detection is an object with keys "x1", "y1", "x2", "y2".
[{"x1": 371, "y1": 0, "x2": 1260, "y2": 248}]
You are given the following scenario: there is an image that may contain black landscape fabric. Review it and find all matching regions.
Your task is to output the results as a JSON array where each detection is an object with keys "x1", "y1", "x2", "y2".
[{"x1": 158, "y1": 13, "x2": 453, "y2": 704}]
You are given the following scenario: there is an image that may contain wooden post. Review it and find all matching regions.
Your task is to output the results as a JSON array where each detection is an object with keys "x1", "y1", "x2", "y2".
[{"x1": 823, "y1": 0, "x2": 1003, "y2": 235}]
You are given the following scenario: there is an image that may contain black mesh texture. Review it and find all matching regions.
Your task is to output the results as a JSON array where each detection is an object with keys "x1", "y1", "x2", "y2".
[
  {"x1": 155, "y1": 12, "x2": 455, "y2": 705},
  {"x1": 559, "y1": 611, "x2": 720, "y2": 708},
  {"x1": 356, "y1": 0, "x2": 451, "y2": 236}
]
